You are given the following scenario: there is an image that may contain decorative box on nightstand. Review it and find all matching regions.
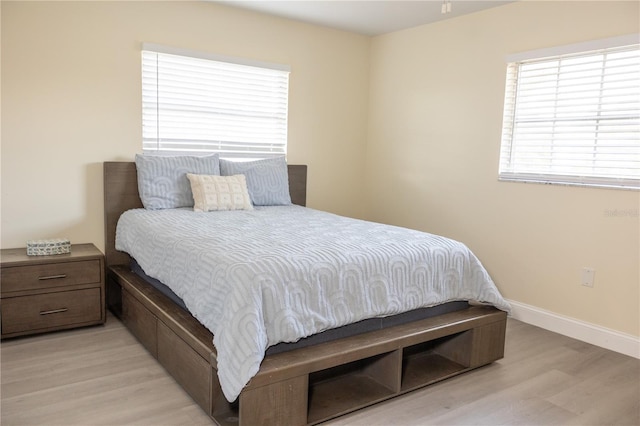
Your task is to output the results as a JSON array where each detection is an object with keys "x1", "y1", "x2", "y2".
[{"x1": 0, "y1": 243, "x2": 105, "y2": 339}]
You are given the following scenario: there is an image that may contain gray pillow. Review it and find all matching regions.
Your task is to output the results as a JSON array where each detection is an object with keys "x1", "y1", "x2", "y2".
[
  {"x1": 135, "y1": 154, "x2": 220, "y2": 209},
  {"x1": 219, "y1": 156, "x2": 291, "y2": 206}
]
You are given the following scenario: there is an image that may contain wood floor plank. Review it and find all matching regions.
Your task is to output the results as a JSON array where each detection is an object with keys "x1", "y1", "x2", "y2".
[
  {"x1": 1, "y1": 313, "x2": 212, "y2": 426},
  {"x1": 418, "y1": 370, "x2": 578, "y2": 425},
  {"x1": 1, "y1": 312, "x2": 638, "y2": 425}
]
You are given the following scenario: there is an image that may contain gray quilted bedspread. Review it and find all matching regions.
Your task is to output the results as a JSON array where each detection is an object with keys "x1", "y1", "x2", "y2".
[{"x1": 115, "y1": 205, "x2": 510, "y2": 401}]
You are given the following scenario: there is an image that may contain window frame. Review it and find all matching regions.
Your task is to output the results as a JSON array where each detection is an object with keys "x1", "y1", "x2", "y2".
[
  {"x1": 498, "y1": 34, "x2": 640, "y2": 190},
  {"x1": 141, "y1": 43, "x2": 291, "y2": 159}
]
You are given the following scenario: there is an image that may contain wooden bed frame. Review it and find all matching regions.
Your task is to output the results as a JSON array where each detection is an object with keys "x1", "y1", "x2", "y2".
[{"x1": 103, "y1": 161, "x2": 507, "y2": 426}]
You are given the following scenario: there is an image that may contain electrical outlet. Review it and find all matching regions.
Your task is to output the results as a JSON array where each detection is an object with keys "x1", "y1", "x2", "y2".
[{"x1": 581, "y1": 267, "x2": 595, "y2": 287}]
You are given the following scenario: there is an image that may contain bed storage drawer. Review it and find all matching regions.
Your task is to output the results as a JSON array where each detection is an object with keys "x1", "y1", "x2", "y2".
[
  {"x1": 121, "y1": 288, "x2": 158, "y2": 357},
  {"x1": 158, "y1": 321, "x2": 211, "y2": 412},
  {"x1": 1, "y1": 288, "x2": 102, "y2": 335}
]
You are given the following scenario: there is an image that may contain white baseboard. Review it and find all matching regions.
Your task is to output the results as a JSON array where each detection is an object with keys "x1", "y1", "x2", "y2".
[{"x1": 506, "y1": 299, "x2": 640, "y2": 359}]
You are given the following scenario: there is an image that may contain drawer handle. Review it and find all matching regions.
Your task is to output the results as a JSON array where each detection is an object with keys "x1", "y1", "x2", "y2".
[
  {"x1": 38, "y1": 274, "x2": 67, "y2": 281},
  {"x1": 39, "y1": 308, "x2": 69, "y2": 316}
]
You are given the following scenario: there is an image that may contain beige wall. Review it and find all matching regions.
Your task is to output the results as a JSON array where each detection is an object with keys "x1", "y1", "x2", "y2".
[
  {"x1": 2, "y1": 1, "x2": 639, "y2": 338},
  {"x1": 1, "y1": 0, "x2": 370, "y2": 251},
  {"x1": 366, "y1": 1, "x2": 639, "y2": 336}
]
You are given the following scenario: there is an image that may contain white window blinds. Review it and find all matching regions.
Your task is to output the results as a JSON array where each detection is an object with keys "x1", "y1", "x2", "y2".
[
  {"x1": 499, "y1": 37, "x2": 640, "y2": 189},
  {"x1": 142, "y1": 45, "x2": 290, "y2": 158}
]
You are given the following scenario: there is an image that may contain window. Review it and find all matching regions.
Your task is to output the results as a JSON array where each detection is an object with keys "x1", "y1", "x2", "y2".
[
  {"x1": 499, "y1": 35, "x2": 640, "y2": 189},
  {"x1": 142, "y1": 44, "x2": 290, "y2": 158}
]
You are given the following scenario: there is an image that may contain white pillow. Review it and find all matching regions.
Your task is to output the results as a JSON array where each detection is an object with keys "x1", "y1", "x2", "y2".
[{"x1": 187, "y1": 174, "x2": 253, "y2": 212}]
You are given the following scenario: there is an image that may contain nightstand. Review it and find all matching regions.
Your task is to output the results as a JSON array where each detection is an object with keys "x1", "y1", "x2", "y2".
[{"x1": 0, "y1": 243, "x2": 105, "y2": 339}]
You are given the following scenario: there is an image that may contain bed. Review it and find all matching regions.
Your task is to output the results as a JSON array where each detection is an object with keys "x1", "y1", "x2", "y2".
[{"x1": 103, "y1": 160, "x2": 509, "y2": 426}]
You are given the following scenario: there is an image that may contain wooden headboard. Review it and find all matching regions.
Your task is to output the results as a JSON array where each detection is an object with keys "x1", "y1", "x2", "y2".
[{"x1": 103, "y1": 162, "x2": 307, "y2": 269}]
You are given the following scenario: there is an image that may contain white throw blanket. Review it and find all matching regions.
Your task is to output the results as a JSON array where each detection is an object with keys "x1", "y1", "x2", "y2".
[{"x1": 116, "y1": 205, "x2": 510, "y2": 401}]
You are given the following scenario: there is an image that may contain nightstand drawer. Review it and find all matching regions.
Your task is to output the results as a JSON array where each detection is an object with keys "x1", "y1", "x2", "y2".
[
  {"x1": 1, "y1": 288, "x2": 102, "y2": 335},
  {"x1": 0, "y1": 260, "x2": 101, "y2": 293}
]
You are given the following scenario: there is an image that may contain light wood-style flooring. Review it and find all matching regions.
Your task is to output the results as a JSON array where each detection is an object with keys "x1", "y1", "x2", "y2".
[{"x1": 1, "y1": 312, "x2": 638, "y2": 425}]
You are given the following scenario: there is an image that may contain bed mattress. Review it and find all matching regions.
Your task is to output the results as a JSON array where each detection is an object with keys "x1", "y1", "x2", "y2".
[{"x1": 116, "y1": 205, "x2": 510, "y2": 401}]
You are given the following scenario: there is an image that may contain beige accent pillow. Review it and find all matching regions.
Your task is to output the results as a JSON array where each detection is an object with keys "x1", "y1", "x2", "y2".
[{"x1": 187, "y1": 174, "x2": 253, "y2": 212}]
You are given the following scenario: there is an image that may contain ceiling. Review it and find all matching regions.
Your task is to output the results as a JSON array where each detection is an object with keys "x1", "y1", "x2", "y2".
[{"x1": 214, "y1": 1, "x2": 516, "y2": 36}]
